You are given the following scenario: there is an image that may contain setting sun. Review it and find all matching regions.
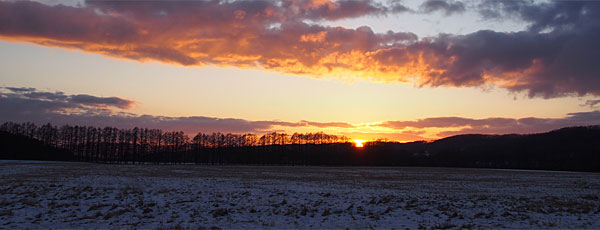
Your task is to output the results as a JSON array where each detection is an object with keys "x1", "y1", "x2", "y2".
[{"x1": 353, "y1": 140, "x2": 365, "y2": 148}]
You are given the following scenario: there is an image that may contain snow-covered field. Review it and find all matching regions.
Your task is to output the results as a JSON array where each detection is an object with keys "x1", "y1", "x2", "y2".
[{"x1": 0, "y1": 160, "x2": 599, "y2": 229}]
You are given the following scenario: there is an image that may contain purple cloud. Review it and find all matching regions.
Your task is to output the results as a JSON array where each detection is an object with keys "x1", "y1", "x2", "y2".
[
  {"x1": 0, "y1": 86, "x2": 355, "y2": 134},
  {"x1": 420, "y1": 0, "x2": 465, "y2": 16},
  {"x1": 379, "y1": 111, "x2": 600, "y2": 137}
]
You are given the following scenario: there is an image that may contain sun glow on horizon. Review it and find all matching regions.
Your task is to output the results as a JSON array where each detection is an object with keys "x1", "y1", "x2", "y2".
[{"x1": 353, "y1": 139, "x2": 365, "y2": 148}]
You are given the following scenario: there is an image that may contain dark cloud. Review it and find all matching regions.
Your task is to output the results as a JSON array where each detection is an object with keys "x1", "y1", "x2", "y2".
[
  {"x1": 0, "y1": 1, "x2": 599, "y2": 98},
  {"x1": 0, "y1": 87, "x2": 135, "y2": 110},
  {"x1": 420, "y1": 0, "x2": 465, "y2": 16},
  {"x1": 369, "y1": 21, "x2": 600, "y2": 97},
  {"x1": 583, "y1": 99, "x2": 600, "y2": 108},
  {"x1": 0, "y1": 86, "x2": 354, "y2": 134},
  {"x1": 418, "y1": 27, "x2": 600, "y2": 97},
  {"x1": 283, "y1": 0, "x2": 389, "y2": 21},
  {"x1": 477, "y1": 1, "x2": 599, "y2": 32},
  {"x1": 70, "y1": 94, "x2": 134, "y2": 109},
  {"x1": 23, "y1": 91, "x2": 69, "y2": 101},
  {"x1": 5, "y1": 87, "x2": 35, "y2": 93},
  {"x1": 86, "y1": 0, "x2": 390, "y2": 23},
  {"x1": 389, "y1": 2, "x2": 412, "y2": 14},
  {"x1": 379, "y1": 111, "x2": 600, "y2": 137},
  {"x1": 409, "y1": 1, "x2": 600, "y2": 97},
  {"x1": 0, "y1": 95, "x2": 74, "y2": 116}
]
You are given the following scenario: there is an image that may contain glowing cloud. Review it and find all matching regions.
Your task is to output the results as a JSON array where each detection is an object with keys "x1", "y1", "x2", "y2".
[{"x1": 1, "y1": 0, "x2": 599, "y2": 97}]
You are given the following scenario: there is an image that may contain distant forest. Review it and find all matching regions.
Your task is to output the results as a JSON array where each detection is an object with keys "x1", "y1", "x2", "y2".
[{"x1": 1, "y1": 122, "x2": 599, "y2": 172}]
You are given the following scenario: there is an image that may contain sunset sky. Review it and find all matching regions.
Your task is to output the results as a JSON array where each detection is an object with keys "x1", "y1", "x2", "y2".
[{"x1": 1, "y1": 0, "x2": 599, "y2": 141}]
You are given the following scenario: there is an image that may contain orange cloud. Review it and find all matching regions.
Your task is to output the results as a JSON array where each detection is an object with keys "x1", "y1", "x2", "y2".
[{"x1": 1, "y1": 1, "x2": 600, "y2": 98}]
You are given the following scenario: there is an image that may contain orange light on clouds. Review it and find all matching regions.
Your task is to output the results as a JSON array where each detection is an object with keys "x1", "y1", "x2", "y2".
[{"x1": 353, "y1": 139, "x2": 365, "y2": 148}]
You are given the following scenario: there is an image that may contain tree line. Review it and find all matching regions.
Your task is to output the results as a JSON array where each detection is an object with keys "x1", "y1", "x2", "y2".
[
  {"x1": 1, "y1": 121, "x2": 599, "y2": 172},
  {"x1": 0, "y1": 121, "x2": 350, "y2": 164}
]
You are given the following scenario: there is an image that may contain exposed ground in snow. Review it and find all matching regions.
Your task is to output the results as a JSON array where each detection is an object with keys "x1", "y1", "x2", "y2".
[{"x1": 0, "y1": 160, "x2": 599, "y2": 229}]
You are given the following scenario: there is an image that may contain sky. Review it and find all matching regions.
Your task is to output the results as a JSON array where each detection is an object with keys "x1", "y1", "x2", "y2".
[{"x1": 1, "y1": 0, "x2": 599, "y2": 142}]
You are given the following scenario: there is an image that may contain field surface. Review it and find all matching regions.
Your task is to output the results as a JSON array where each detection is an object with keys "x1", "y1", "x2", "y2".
[{"x1": 0, "y1": 160, "x2": 599, "y2": 229}]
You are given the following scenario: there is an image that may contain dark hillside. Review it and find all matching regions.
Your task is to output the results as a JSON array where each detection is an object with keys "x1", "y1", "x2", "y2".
[
  {"x1": 0, "y1": 131, "x2": 72, "y2": 161},
  {"x1": 422, "y1": 126, "x2": 600, "y2": 171}
]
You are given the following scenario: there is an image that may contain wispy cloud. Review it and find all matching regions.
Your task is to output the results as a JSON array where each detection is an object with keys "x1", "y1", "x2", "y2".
[
  {"x1": 1, "y1": 86, "x2": 135, "y2": 111},
  {"x1": 300, "y1": 120, "x2": 355, "y2": 128},
  {"x1": 379, "y1": 112, "x2": 600, "y2": 137},
  {"x1": 1, "y1": 1, "x2": 599, "y2": 97},
  {"x1": 583, "y1": 99, "x2": 600, "y2": 108},
  {"x1": 419, "y1": 0, "x2": 465, "y2": 16},
  {"x1": 0, "y1": 86, "x2": 355, "y2": 134},
  {"x1": 1, "y1": 86, "x2": 599, "y2": 139}
]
